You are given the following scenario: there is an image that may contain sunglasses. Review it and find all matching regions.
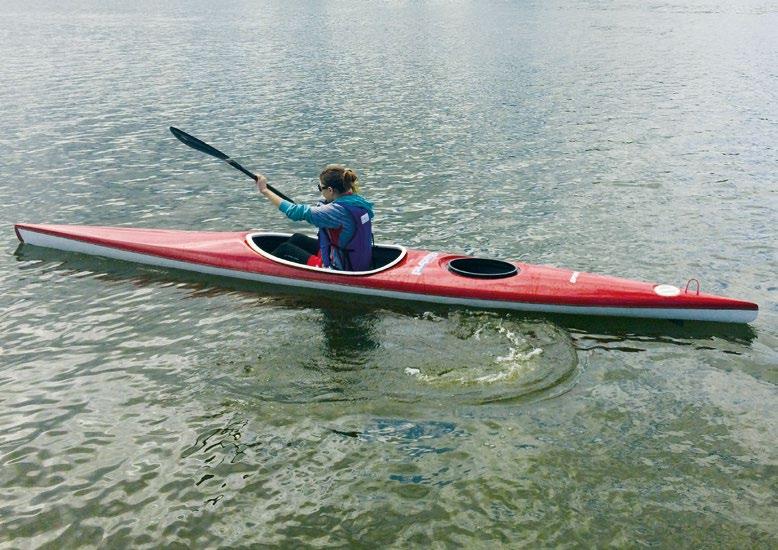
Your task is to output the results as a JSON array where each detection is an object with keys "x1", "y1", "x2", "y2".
[{"x1": 317, "y1": 184, "x2": 331, "y2": 192}]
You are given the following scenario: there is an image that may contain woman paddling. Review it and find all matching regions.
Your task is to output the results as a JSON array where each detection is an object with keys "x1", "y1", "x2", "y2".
[{"x1": 256, "y1": 165, "x2": 375, "y2": 271}]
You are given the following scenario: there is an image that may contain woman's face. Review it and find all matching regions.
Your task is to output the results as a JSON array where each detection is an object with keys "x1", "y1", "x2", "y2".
[{"x1": 318, "y1": 181, "x2": 334, "y2": 201}]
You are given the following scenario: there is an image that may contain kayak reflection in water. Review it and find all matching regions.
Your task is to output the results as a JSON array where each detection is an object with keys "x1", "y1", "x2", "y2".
[{"x1": 256, "y1": 165, "x2": 375, "y2": 271}]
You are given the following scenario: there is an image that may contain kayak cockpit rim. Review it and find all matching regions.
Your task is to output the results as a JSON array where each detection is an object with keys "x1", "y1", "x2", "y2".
[{"x1": 245, "y1": 232, "x2": 408, "y2": 276}]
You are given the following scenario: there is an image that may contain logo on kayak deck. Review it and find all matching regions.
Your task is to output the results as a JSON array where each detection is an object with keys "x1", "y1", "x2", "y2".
[{"x1": 412, "y1": 252, "x2": 439, "y2": 275}]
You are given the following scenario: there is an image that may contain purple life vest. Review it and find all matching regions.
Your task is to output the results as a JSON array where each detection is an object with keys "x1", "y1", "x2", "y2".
[{"x1": 318, "y1": 204, "x2": 373, "y2": 271}]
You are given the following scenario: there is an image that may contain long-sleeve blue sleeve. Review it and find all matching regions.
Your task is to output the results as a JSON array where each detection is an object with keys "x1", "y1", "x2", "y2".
[
  {"x1": 278, "y1": 201, "x2": 312, "y2": 222},
  {"x1": 278, "y1": 201, "x2": 349, "y2": 229}
]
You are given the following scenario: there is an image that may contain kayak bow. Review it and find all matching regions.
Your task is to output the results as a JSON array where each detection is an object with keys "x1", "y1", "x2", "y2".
[{"x1": 14, "y1": 223, "x2": 758, "y2": 324}]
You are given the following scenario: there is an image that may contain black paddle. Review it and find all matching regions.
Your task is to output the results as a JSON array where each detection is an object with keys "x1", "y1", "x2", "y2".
[{"x1": 169, "y1": 126, "x2": 295, "y2": 203}]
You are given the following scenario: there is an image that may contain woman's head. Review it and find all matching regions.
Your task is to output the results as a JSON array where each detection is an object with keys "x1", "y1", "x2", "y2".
[{"x1": 319, "y1": 164, "x2": 360, "y2": 195}]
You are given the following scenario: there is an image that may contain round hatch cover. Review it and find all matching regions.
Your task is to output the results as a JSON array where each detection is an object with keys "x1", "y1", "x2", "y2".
[{"x1": 654, "y1": 284, "x2": 681, "y2": 297}]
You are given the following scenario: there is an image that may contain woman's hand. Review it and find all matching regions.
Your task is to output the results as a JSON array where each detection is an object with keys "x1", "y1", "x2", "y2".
[
  {"x1": 255, "y1": 173, "x2": 283, "y2": 207},
  {"x1": 255, "y1": 173, "x2": 269, "y2": 193}
]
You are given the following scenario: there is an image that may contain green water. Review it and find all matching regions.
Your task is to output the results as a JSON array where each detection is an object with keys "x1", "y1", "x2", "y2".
[{"x1": 1, "y1": 1, "x2": 776, "y2": 547}]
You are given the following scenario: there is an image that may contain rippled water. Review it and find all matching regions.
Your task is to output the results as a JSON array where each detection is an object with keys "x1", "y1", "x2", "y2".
[{"x1": 1, "y1": 0, "x2": 776, "y2": 547}]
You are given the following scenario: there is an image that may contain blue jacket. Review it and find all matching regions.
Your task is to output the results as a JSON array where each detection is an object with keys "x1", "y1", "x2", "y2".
[{"x1": 278, "y1": 194, "x2": 375, "y2": 269}]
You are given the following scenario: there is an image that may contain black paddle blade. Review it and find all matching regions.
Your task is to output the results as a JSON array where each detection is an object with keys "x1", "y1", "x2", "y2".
[
  {"x1": 169, "y1": 126, "x2": 295, "y2": 203},
  {"x1": 169, "y1": 126, "x2": 229, "y2": 160}
]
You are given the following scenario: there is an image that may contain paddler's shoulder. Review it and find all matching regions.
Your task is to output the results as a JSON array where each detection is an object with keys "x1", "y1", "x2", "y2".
[{"x1": 334, "y1": 194, "x2": 374, "y2": 214}]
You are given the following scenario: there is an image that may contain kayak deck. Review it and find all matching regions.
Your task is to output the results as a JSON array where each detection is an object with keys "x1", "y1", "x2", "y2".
[{"x1": 14, "y1": 223, "x2": 759, "y2": 323}]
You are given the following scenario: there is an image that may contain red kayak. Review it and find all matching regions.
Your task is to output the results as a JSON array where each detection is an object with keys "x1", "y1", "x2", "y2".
[{"x1": 14, "y1": 223, "x2": 758, "y2": 323}]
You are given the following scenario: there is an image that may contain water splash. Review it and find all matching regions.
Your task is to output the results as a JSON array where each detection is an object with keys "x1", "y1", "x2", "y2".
[{"x1": 396, "y1": 312, "x2": 577, "y2": 400}]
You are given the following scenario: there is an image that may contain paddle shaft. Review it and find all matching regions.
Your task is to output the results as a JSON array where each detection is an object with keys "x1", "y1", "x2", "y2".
[{"x1": 169, "y1": 127, "x2": 295, "y2": 203}]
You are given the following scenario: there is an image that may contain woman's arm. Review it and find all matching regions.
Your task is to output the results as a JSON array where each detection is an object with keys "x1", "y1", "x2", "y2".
[
  {"x1": 256, "y1": 174, "x2": 283, "y2": 208},
  {"x1": 256, "y1": 173, "x2": 313, "y2": 221},
  {"x1": 256, "y1": 174, "x2": 344, "y2": 228}
]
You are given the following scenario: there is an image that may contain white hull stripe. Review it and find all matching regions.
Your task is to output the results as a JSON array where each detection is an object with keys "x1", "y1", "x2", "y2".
[{"x1": 17, "y1": 229, "x2": 758, "y2": 324}]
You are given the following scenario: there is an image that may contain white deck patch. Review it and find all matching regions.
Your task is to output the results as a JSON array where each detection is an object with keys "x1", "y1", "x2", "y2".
[
  {"x1": 654, "y1": 284, "x2": 681, "y2": 297},
  {"x1": 412, "y1": 252, "x2": 439, "y2": 275}
]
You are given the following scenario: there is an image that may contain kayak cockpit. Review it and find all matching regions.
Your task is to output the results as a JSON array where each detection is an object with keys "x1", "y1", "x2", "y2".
[{"x1": 246, "y1": 232, "x2": 407, "y2": 276}]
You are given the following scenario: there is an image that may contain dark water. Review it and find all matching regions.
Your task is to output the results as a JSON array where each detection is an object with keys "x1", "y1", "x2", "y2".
[{"x1": 1, "y1": 1, "x2": 776, "y2": 547}]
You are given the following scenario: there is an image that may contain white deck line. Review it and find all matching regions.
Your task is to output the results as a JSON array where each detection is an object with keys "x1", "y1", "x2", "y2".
[{"x1": 17, "y1": 228, "x2": 758, "y2": 324}]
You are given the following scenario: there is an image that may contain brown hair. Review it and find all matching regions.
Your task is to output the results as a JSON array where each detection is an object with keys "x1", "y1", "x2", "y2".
[{"x1": 319, "y1": 164, "x2": 360, "y2": 194}]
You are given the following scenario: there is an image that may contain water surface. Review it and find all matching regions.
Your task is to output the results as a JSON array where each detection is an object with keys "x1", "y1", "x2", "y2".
[{"x1": 1, "y1": 0, "x2": 776, "y2": 547}]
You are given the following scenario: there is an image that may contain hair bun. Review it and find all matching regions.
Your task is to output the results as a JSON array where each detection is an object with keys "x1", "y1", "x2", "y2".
[{"x1": 319, "y1": 164, "x2": 360, "y2": 193}]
